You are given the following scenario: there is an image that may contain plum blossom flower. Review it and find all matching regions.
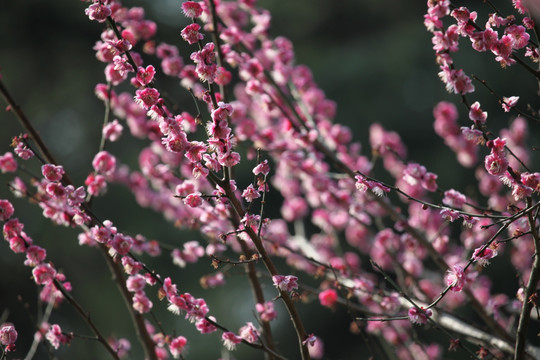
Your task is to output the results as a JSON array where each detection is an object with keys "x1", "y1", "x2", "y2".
[
  {"x1": 132, "y1": 291, "x2": 153, "y2": 313},
  {"x1": 45, "y1": 324, "x2": 72, "y2": 349},
  {"x1": 42, "y1": 164, "x2": 64, "y2": 182},
  {"x1": 303, "y1": 333, "x2": 317, "y2": 347},
  {"x1": 92, "y1": 151, "x2": 116, "y2": 175},
  {"x1": 472, "y1": 246, "x2": 497, "y2": 266},
  {"x1": 468, "y1": 101, "x2": 487, "y2": 123},
  {"x1": 181, "y1": 23, "x2": 204, "y2": 45},
  {"x1": 502, "y1": 96, "x2": 519, "y2": 112},
  {"x1": 253, "y1": 160, "x2": 270, "y2": 176},
  {"x1": 32, "y1": 263, "x2": 56, "y2": 285},
  {"x1": 134, "y1": 87, "x2": 160, "y2": 110},
  {"x1": 136, "y1": 65, "x2": 155, "y2": 86},
  {"x1": 181, "y1": 1, "x2": 203, "y2": 18},
  {"x1": 318, "y1": 288, "x2": 338, "y2": 308},
  {"x1": 272, "y1": 274, "x2": 298, "y2": 292},
  {"x1": 184, "y1": 192, "x2": 203, "y2": 207},
  {"x1": 445, "y1": 264, "x2": 466, "y2": 292},
  {"x1": 241, "y1": 184, "x2": 260, "y2": 202},
  {"x1": 102, "y1": 119, "x2": 123, "y2": 142},
  {"x1": 221, "y1": 332, "x2": 242, "y2": 351},
  {"x1": 13, "y1": 141, "x2": 34, "y2": 160},
  {"x1": 355, "y1": 175, "x2": 390, "y2": 197},
  {"x1": 24, "y1": 245, "x2": 47, "y2": 267},
  {"x1": 169, "y1": 336, "x2": 187, "y2": 358},
  {"x1": 442, "y1": 189, "x2": 467, "y2": 208},
  {"x1": 238, "y1": 322, "x2": 259, "y2": 343},
  {"x1": 0, "y1": 322, "x2": 17, "y2": 352},
  {"x1": 85, "y1": 3, "x2": 111, "y2": 23},
  {"x1": 408, "y1": 307, "x2": 432, "y2": 325},
  {"x1": 0, "y1": 152, "x2": 17, "y2": 173},
  {"x1": 440, "y1": 208, "x2": 460, "y2": 222},
  {"x1": 256, "y1": 301, "x2": 277, "y2": 322},
  {"x1": 195, "y1": 317, "x2": 217, "y2": 334},
  {"x1": 0, "y1": 199, "x2": 14, "y2": 221}
]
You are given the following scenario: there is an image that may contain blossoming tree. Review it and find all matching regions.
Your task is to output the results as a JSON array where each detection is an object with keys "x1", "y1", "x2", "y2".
[{"x1": 1, "y1": 0, "x2": 540, "y2": 359}]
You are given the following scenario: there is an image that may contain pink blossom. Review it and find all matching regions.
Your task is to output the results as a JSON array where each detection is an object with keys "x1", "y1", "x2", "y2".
[
  {"x1": 445, "y1": 264, "x2": 466, "y2": 292},
  {"x1": 134, "y1": 87, "x2": 160, "y2": 110},
  {"x1": 0, "y1": 152, "x2": 17, "y2": 173},
  {"x1": 241, "y1": 184, "x2": 260, "y2": 202},
  {"x1": 502, "y1": 96, "x2": 519, "y2": 112},
  {"x1": 184, "y1": 192, "x2": 203, "y2": 207},
  {"x1": 161, "y1": 56, "x2": 184, "y2": 77},
  {"x1": 0, "y1": 322, "x2": 17, "y2": 352},
  {"x1": 253, "y1": 159, "x2": 270, "y2": 176},
  {"x1": 32, "y1": 263, "x2": 56, "y2": 285},
  {"x1": 472, "y1": 246, "x2": 497, "y2": 266},
  {"x1": 136, "y1": 65, "x2": 155, "y2": 86},
  {"x1": 200, "y1": 272, "x2": 225, "y2": 288},
  {"x1": 13, "y1": 141, "x2": 34, "y2": 160},
  {"x1": 211, "y1": 102, "x2": 234, "y2": 122},
  {"x1": 308, "y1": 336, "x2": 324, "y2": 359},
  {"x1": 442, "y1": 189, "x2": 466, "y2": 208},
  {"x1": 185, "y1": 141, "x2": 207, "y2": 162},
  {"x1": 113, "y1": 55, "x2": 134, "y2": 76},
  {"x1": 505, "y1": 25, "x2": 530, "y2": 49},
  {"x1": 108, "y1": 338, "x2": 131, "y2": 358},
  {"x1": 355, "y1": 175, "x2": 391, "y2": 197},
  {"x1": 110, "y1": 234, "x2": 133, "y2": 256},
  {"x1": 239, "y1": 322, "x2": 259, "y2": 343},
  {"x1": 0, "y1": 199, "x2": 14, "y2": 221},
  {"x1": 85, "y1": 3, "x2": 111, "y2": 23},
  {"x1": 169, "y1": 336, "x2": 187, "y2": 358},
  {"x1": 122, "y1": 256, "x2": 143, "y2": 275},
  {"x1": 181, "y1": 1, "x2": 203, "y2": 18},
  {"x1": 303, "y1": 333, "x2": 317, "y2": 347},
  {"x1": 41, "y1": 164, "x2": 64, "y2": 182},
  {"x1": 24, "y1": 245, "x2": 47, "y2": 267},
  {"x1": 272, "y1": 274, "x2": 299, "y2": 292},
  {"x1": 281, "y1": 197, "x2": 308, "y2": 221},
  {"x1": 181, "y1": 23, "x2": 204, "y2": 45},
  {"x1": 221, "y1": 332, "x2": 242, "y2": 351},
  {"x1": 421, "y1": 172, "x2": 438, "y2": 192},
  {"x1": 440, "y1": 208, "x2": 460, "y2": 222},
  {"x1": 513, "y1": 0, "x2": 529, "y2": 14},
  {"x1": 92, "y1": 151, "x2": 116, "y2": 175},
  {"x1": 468, "y1": 101, "x2": 487, "y2": 123},
  {"x1": 126, "y1": 274, "x2": 146, "y2": 293},
  {"x1": 132, "y1": 291, "x2": 153, "y2": 313},
  {"x1": 195, "y1": 316, "x2": 217, "y2": 334},
  {"x1": 85, "y1": 173, "x2": 107, "y2": 196},
  {"x1": 45, "y1": 324, "x2": 72, "y2": 349},
  {"x1": 318, "y1": 288, "x2": 338, "y2": 308},
  {"x1": 215, "y1": 66, "x2": 232, "y2": 85},
  {"x1": 256, "y1": 301, "x2": 277, "y2": 322},
  {"x1": 484, "y1": 153, "x2": 508, "y2": 176},
  {"x1": 408, "y1": 307, "x2": 432, "y2": 325}
]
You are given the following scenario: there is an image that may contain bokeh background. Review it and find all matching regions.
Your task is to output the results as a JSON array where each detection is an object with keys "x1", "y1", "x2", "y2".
[{"x1": 0, "y1": 0, "x2": 538, "y2": 359}]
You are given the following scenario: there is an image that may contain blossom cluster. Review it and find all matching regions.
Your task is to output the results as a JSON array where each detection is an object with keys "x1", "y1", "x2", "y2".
[{"x1": 0, "y1": 0, "x2": 539, "y2": 359}]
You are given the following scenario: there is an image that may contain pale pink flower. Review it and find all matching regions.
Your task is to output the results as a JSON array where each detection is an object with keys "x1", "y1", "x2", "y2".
[
  {"x1": 222, "y1": 332, "x2": 242, "y2": 351},
  {"x1": 408, "y1": 307, "x2": 432, "y2": 325},
  {"x1": 0, "y1": 199, "x2": 14, "y2": 221},
  {"x1": 0, "y1": 152, "x2": 17, "y2": 173},
  {"x1": 181, "y1": 1, "x2": 203, "y2": 18},
  {"x1": 169, "y1": 336, "x2": 187, "y2": 358},
  {"x1": 272, "y1": 274, "x2": 299, "y2": 292}
]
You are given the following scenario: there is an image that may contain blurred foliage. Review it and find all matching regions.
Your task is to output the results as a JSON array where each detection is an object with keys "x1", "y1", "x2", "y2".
[{"x1": 0, "y1": 0, "x2": 538, "y2": 359}]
